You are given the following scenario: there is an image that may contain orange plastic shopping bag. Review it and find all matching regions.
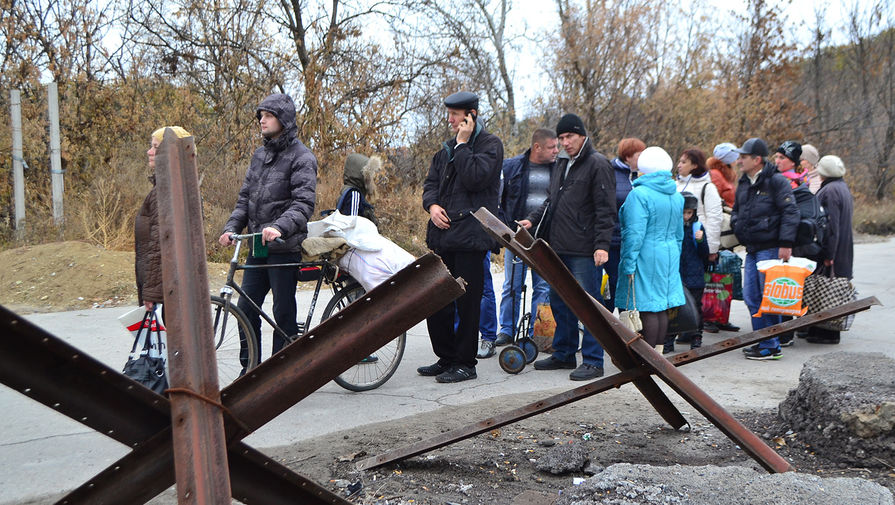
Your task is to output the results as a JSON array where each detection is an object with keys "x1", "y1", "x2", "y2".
[{"x1": 753, "y1": 258, "x2": 816, "y2": 318}]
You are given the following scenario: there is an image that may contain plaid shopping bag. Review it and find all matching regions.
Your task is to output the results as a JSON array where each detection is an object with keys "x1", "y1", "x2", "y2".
[{"x1": 802, "y1": 270, "x2": 857, "y2": 331}]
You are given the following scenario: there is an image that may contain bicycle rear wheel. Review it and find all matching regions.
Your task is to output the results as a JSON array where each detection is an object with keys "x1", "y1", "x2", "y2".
[
  {"x1": 324, "y1": 283, "x2": 406, "y2": 392},
  {"x1": 210, "y1": 295, "x2": 258, "y2": 387}
]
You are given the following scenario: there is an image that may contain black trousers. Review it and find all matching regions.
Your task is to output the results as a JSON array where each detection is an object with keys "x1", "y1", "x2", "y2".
[
  {"x1": 238, "y1": 251, "x2": 301, "y2": 366},
  {"x1": 426, "y1": 250, "x2": 486, "y2": 369}
]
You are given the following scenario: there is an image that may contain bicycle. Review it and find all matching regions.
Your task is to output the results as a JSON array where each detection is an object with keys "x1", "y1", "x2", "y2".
[{"x1": 210, "y1": 232, "x2": 405, "y2": 391}]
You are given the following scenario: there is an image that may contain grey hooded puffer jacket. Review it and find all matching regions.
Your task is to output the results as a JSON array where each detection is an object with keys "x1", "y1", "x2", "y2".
[{"x1": 223, "y1": 94, "x2": 318, "y2": 253}]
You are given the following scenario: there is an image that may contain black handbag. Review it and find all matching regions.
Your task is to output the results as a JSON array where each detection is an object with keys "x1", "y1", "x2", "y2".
[
  {"x1": 666, "y1": 286, "x2": 701, "y2": 335},
  {"x1": 122, "y1": 310, "x2": 169, "y2": 395}
]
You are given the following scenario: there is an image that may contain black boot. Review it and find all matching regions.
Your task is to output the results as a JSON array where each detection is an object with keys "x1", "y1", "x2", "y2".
[{"x1": 690, "y1": 334, "x2": 703, "y2": 349}]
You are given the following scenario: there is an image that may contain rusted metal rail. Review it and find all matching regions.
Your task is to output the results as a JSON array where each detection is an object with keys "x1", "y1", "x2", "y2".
[
  {"x1": 156, "y1": 128, "x2": 232, "y2": 503},
  {"x1": 0, "y1": 131, "x2": 466, "y2": 505},
  {"x1": 357, "y1": 295, "x2": 879, "y2": 470},
  {"x1": 0, "y1": 252, "x2": 462, "y2": 504},
  {"x1": 360, "y1": 208, "x2": 880, "y2": 474}
]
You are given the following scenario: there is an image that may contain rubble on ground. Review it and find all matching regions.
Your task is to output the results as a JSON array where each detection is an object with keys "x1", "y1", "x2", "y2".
[{"x1": 779, "y1": 352, "x2": 895, "y2": 467}]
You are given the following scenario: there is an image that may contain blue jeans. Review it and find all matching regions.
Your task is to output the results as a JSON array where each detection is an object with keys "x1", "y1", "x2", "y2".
[
  {"x1": 550, "y1": 254, "x2": 604, "y2": 367},
  {"x1": 498, "y1": 248, "x2": 549, "y2": 337},
  {"x1": 743, "y1": 248, "x2": 782, "y2": 349},
  {"x1": 479, "y1": 251, "x2": 498, "y2": 340}
]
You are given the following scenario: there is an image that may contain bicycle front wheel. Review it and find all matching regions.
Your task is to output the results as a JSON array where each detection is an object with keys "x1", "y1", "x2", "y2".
[
  {"x1": 324, "y1": 283, "x2": 406, "y2": 392},
  {"x1": 210, "y1": 295, "x2": 258, "y2": 387}
]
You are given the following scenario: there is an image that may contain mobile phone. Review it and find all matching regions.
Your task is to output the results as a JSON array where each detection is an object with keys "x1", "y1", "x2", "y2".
[{"x1": 465, "y1": 109, "x2": 477, "y2": 125}]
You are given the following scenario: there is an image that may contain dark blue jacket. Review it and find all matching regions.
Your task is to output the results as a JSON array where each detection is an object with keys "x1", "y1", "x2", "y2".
[
  {"x1": 499, "y1": 149, "x2": 554, "y2": 228},
  {"x1": 730, "y1": 161, "x2": 799, "y2": 253},
  {"x1": 610, "y1": 157, "x2": 636, "y2": 248},
  {"x1": 680, "y1": 221, "x2": 710, "y2": 289}
]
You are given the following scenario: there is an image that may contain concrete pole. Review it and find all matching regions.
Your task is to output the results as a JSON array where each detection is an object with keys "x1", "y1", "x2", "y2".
[
  {"x1": 10, "y1": 90, "x2": 25, "y2": 238},
  {"x1": 47, "y1": 82, "x2": 64, "y2": 227}
]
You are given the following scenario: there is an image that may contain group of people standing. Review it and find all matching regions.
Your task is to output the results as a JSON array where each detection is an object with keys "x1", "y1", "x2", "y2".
[
  {"x1": 135, "y1": 90, "x2": 855, "y2": 387},
  {"x1": 418, "y1": 90, "x2": 855, "y2": 384}
]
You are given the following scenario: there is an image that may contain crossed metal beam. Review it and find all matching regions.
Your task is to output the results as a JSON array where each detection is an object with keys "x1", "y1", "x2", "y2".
[
  {"x1": 0, "y1": 130, "x2": 466, "y2": 504},
  {"x1": 358, "y1": 208, "x2": 880, "y2": 474}
]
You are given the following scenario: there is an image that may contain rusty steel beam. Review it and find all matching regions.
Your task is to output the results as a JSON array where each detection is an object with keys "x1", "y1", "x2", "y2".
[
  {"x1": 37, "y1": 253, "x2": 464, "y2": 504},
  {"x1": 358, "y1": 295, "x2": 878, "y2": 471},
  {"x1": 357, "y1": 368, "x2": 649, "y2": 470},
  {"x1": 666, "y1": 296, "x2": 881, "y2": 365},
  {"x1": 155, "y1": 128, "x2": 232, "y2": 503},
  {"x1": 628, "y1": 337, "x2": 793, "y2": 472},
  {"x1": 473, "y1": 208, "x2": 688, "y2": 430},
  {"x1": 471, "y1": 208, "x2": 805, "y2": 473}
]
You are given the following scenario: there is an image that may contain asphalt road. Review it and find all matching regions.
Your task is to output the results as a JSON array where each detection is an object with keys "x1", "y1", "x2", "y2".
[{"x1": 1, "y1": 238, "x2": 893, "y2": 504}]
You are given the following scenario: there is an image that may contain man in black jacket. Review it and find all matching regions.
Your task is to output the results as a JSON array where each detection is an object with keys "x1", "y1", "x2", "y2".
[
  {"x1": 519, "y1": 114, "x2": 616, "y2": 381},
  {"x1": 219, "y1": 93, "x2": 317, "y2": 369},
  {"x1": 730, "y1": 138, "x2": 799, "y2": 360},
  {"x1": 420, "y1": 91, "x2": 503, "y2": 383}
]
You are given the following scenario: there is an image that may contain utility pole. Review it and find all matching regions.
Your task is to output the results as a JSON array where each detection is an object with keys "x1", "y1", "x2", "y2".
[
  {"x1": 48, "y1": 82, "x2": 64, "y2": 227},
  {"x1": 10, "y1": 89, "x2": 25, "y2": 239}
]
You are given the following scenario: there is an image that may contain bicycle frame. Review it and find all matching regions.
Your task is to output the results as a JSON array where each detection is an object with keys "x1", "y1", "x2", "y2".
[{"x1": 218, "y1": 234, "x2": 347, "y2": 345}]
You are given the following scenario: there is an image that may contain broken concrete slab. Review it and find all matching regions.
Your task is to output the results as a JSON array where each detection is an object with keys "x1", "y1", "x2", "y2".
[
  {"x1": 557, "y1": 463, "x2": 893, "y2": 505},
  {"x1": 779, "y1": 352, "x2": 895, "y2": 467},
  {"x1": 536, "y1": 443, "x2": 590, "y2": 475}
]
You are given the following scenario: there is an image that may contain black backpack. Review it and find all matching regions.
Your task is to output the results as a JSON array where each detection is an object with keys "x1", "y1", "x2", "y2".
[{"x1": 791, "y1": 184, "x2": 827, "y2": 261}]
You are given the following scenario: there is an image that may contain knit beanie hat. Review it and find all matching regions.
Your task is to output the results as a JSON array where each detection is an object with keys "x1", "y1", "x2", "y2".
[
  {"x1": 777, "y1": 141, "x2": 802, "y2": 164},
  {"x1": 816, "y1": 155, "x2": 846, "y2": 178},
  {"x1": 713, "y1": 142, "x2": 739, "y2": 165},
  {"x1": 801, "y1": 144, "x2": 820, "y2": 166},
  {"x1": 151, "y1": 126, "x2": 191, "y2": 142},
  {"x1": 556, "y1": 114, "x2": 586, "y2": 136},
  {"x1": 637, "y1": 146, "x2": 673, "y2": 175}
]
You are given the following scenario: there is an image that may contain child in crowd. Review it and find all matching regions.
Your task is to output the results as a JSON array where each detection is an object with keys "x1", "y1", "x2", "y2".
[{"x1": 664, "y1": 192, "x2": 710, "y2": 353}]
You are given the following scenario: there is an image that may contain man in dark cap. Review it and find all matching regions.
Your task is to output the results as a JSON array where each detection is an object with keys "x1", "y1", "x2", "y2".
[
  {"x1": 518, "y1": 113, "x2": 615, "y2": 381},
  {"x1": 219, "y1": 93, "x2": 317, "y2": 370},
  {"x1": 730, "y1": 137, "x2": 799, "y2": 360},
  {"x1": 420, "y1": 91, "x2": 503, "y2": 383}
]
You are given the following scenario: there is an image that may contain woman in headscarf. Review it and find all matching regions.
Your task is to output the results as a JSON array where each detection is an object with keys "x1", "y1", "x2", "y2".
[{"x1": 806, "y1": 155, "x2": 853, "y2": 345}]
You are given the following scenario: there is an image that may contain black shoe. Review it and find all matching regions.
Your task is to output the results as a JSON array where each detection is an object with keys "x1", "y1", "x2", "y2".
[
  {"x1": 569, "y1": 363, "x2": 604, "y2": 381},
  {"x1": 690, "y1": 335, "x2": 702, "y2": 349},
  {"x1": 743, "y1": 345, "x2": 782, "y2": 360},
  {"x1": 702, "y1": 321, "x2": 720, "y2": 333},
  {"x1": 435, "y1": 365, "x2": 477, "y2": 383},
  {"x1": 717, "y1": 322, "x2": 740, "y2": 332},
  {"x1": 494, "y1": 332, "x2": 513, "y2": 346},
  {"x1": 662, "y1": 344, "x2": 675, "y2": 354},
  {"x1": 779, "y1": 334, "x2": 795, "y2": 347},
  {"x1": 533, "y1": 355, "x2": 576, "y2": 370},
  {"x1": 417, "y1": 362, "x2": 449, "y2": 376},
  {"x1": 477, "y1": 340, "x2": 496, "y2": 359}
]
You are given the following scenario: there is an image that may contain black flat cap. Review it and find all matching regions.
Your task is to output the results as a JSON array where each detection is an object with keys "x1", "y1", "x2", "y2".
[
  {"x1": 735, "y1": 138, "x2": 769, "y2": 157},
  {"x1": 444, "y1": 91, "x2": 479, "y2": 111}
]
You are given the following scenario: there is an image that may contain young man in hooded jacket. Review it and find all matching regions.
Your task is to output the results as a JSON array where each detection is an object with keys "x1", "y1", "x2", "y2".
[
  {"x1": 219, "y1": 93, "x2": 318, "y2": 369},
  {"x1": 420, "y1": 91, "x2": 503, "y2": 383}
]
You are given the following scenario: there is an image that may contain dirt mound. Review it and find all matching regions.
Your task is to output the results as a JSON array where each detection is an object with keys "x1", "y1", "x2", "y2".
[{"x1": 0, "y1": 241, "x2": 231, "y2": 314}]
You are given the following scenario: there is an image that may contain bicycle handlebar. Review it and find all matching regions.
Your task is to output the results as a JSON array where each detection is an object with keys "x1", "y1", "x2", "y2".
[{"x1": 227, "y1": 232, "x2": 285, "y2": 244}]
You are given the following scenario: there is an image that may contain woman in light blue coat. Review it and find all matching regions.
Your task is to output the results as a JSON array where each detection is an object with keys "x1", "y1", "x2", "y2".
[{"x1": 615, "y1": 146, "x2": 686, "y2": 346}]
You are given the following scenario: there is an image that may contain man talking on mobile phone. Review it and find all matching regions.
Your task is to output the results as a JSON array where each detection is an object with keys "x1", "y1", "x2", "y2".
[{"x1": 419, "y1": 91, "x2": 504, "y2": 383}]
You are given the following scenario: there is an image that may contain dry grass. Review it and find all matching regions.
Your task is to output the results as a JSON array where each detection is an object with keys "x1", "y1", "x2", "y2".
[{"x1": 853, "y1": 195, "x2": 895, "y2": 236}]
